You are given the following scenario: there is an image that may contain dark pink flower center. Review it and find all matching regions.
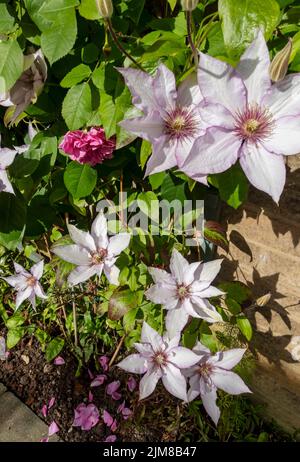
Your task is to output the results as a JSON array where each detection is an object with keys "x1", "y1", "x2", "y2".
[
  {"x1": 164, "y1": 107, "x2": 199, "y2": 140},
  {"x1": 91, "y1": 248, "x2": 108, "y2": 265},
  {"x1": 26, "y1": 276, "x2": 36, "y2": 287},
  {"x1": 153, "y1": 351, "x2": 168, "y2": 366},
  {"x1": 176, "y1": 283, "x2": 190, "y2": 301},
  {"x1": 234, "y1": 104, "x2": 274, "y2": 143}
]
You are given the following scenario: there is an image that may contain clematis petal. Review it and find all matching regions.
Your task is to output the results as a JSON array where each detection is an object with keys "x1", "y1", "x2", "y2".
[
  {"x1": 30, "y1": 260, "x2": 44, "y2": 280},
  {"x1": 0, "y1": 170, "x2": 14, "y2": 194},
  {"x1": 0, "y1": 148, "x2": 18, "y2": 169},
  {"x1": 239, "y1": 142, "x2": 286, "y2": 203},
  {"x1": 165, "y1": 308, "x2": 190, "y2": 338},
  {"x1": 237, "y1": 30, "x2": 271, "y2": 104},
  {"x1": 52, "y1": 244, "x2": 91, "y2": 266},
  {"x1": 162, "y1": 364, "x2": 187, "y2": 401},
  {"x1": 13, "y1": 262, "x2": 26, "y2": 274},
  {"x1": 139, "y1": 367, "x2": 162, "y2": 400},
  {"x1": 107, "y1": 233, "x2": 131, "y2": 257},
  {"x1": 119, "y1": 112, "x2": 164, "y2": 142},
  {"x1": 263, "y1": 115, "x2": 300, "y2": 155},
  {"x1": 169, "y1": 249, "x2": 190, "y2": 285},
  {"x1": 67, "y1": 224, "x2": 96, "y2": 252},
  {"x1": 175, "y1": 132, "x2": 205, "y2": 168},
  {"x1": 263, "y1": 73, "x2": 300, "y2": 118},
  {"x1": 91, "y1": 211, "x2": 108, "y2": 249},
  {"x1": 169, "y1": 346, "x2": 200, "y2": 368},
  {"x1": 211, "y1": 348, "x2": 246, "y2": 370},
  {"x1": 144, "y1": 136, "x2": 177, "y2": 176},
  {"x1": 177, "y1": 72, "x2": 203, "y2": 107},
  {"x1": 196, "y1": 285, "x2": 224, "y2": 298},
  {"x1": 147, "y1": 267, "x2": 175, "y2": 285},
  {"x1": 48, "y1": 421, "x2": 59, "y2": 437},
  {"x1": 141, "y1": 322, "x2": 163, "y2": 350},
  {"x1": 192, "y1": 298, "x2": 223, "y2": 323},
  {"x1": 194, "y1": 259, "x2": 223, "y2": 285},
  {"x1": 181, "y1": 127, "x2": 240, "y2": 177},
  {"x1": 211, "y1": 369, "x2": 251, "y2": 395},
  {"x1": 197, "y1": 52, "x2": 247, "y2": 114},
  {"x1": 187, "y1": 374, "x2": 201, "y2": 402},
  {"x1": 34, "y1": 282, "x2": 47, "y2": 300},
  {"x1": 117, "y1": 354, "x2": 148, "y2": 374},
  {"x1": 153, "y1": 64, "x2": 177, "y2": 111},
  {"x1": 201, "y1": 387, "x2": 220, "y2": 426},
  {"x1": 15, "y1": 286, "x2": 33, "y2": 309},
  {"x1": 117, "y1": 67, "x2": 160, "y2": 114},
  {"x1": 2, "y1": 275, "x2": 23, "y2": 288},
  {"x1": 200, "y1": 101, "x2": 235, "y2": 129},
  {"x1": 68, "y1": 265, "x2": 100, "y2": 286},
  {"x1": 103, "y1": 264, "x2": 120, "y2": 285},
  {"x1": 145, "y1": 284, "x2": 177, "y2": 306}
]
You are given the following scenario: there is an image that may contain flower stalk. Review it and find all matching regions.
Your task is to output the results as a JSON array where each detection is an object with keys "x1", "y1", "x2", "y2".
[{"x1": 186, "y1": 11, "x2": 198, "y2": 66}]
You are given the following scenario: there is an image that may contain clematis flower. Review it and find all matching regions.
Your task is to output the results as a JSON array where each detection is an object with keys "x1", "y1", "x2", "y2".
[
  {"x1": 0, "y1": 49, "x2": 47, "y2": 124},
  {"x1": 186, "y1": 342, "x2": 251, "y2": 425},
  {"x1": 0, "y1": 138, "x2": 28, "y2": 195},
  {"x1": 117, "y1": 322, "x2": 200, "y2": 401},
  {"x1": 145, "y1": 249, "x2": 223, "y2": 338},
  {"x1": 118, "y1": 65, "x2": 206, "y2": 178},
  {"x1": 52, "y1": 210, "x2": 130, "y2": 286},
  {"x1": 182, "y1": 31, "x2": 300, "y2": 203},
  {"x1": 106, "y1": 381, "x2": 121, "y2": 400},
  {"x1": 73, "y1": 403, "x2": 100, "y2": 431},
  {"x1": 2, "y1": 260, "x2": 47, "y2": 310},
  {"x1": 59, "y1": 127, "x2": 115, "y2": 166}
]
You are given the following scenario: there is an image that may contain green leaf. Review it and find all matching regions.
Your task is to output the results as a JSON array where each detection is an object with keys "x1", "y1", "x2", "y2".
[
  {"x1": 140, "y1": 140, "x2": 152, "y2": 169},
  {"x1": 60, "y1": 64, "x2": 91, "y2": 88},
  {"x1": 108, "y1": 289, "x2": 140, "y2": 321},
  {"x1": 64, "y1": 161, "x2": 97, "y2": 199},
  {"x1": 0, "y1": 193, "x2": 27, "y2": 250},
  {"x1": 236, "y1": 315, "x2": 253, "y2": 341},
  {"x1": 209, "y1": 164, "x2": 249, "y2": 209},
  {"x1": 0, "y1": 40, "x2": 23, "y2": 91},
  {"x1": 40, "y1": 5, "x2": 78, "y2": 64},
  {"x1": 219, "y1": 0, "x2": 280, "y2": 59},
  {"x1": 0, "y1": 4, "x2": 17, "y2": 34},
  {"x1": 7, "y1": 328, "x2": 25, "y2": 349},
  {"x1": 45, "y1": 337, "x2": 65, "y2": 362},
  {"x1": 6, "y1": 314, "x2": 25, "y2": 329},
  {"x1": 62, "y1": 82, "x2": 92, "y2": 130},
  {"x1": 204, "y1": 221, "x2": 229, "y2": 252},
  {"x1": 218, "y1": 281, "x2": 252, "y2": 304},
  {"x1": 79, "y1": 0, "x2": 102, "y2": 20},
  {"x1": 167, "y1": 0, "x2": 177, "y2": 11},
  {"x1": 149, "y1": 172, "x2": 166, "y2": 190},
  {"x1": 161, "y1": 174, "x2": 186, "y2": 204},
  {"x1": 137, "y1": 191, "x2": 158, "y2": 217}
]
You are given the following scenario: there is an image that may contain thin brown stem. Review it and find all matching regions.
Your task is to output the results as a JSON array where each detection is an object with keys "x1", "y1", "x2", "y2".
[
  {"x1": 72, "y1": 292, "x2": 78, "y2": 348},
  {"x1": 107, "y1": 19, "x2": 144, "y2": 71},
  {"x1": 109, "y1": 334, "x2": 126, "y2": 367},
  {"x1": 186, "y1": 11, "x2": 198, "y2": 66}
]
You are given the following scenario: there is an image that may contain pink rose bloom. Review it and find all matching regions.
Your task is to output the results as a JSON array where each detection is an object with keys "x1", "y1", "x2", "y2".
[{"x1": 60, "y1": 127, "x2": 115, "y2": 166}]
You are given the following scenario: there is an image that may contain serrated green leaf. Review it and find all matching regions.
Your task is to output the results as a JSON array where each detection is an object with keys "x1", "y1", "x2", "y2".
[
  {"x1": 60, "y1": 64, "x2": 91, "y2": 88},
  {"x1": 62, "y1": 82, "x2": 92, "y2": 130},
  {"x1": 64, "y1": 161, "x2": 97, "y2": 199}
]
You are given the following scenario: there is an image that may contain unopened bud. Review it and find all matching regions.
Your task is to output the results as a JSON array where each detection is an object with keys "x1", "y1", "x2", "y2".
[
  {"x1": 269, "y1": 38, "x2": 292, "y2": 82},
  {"x1": 181, "y1": 0, "x2": 199, "y2": 12},
  {"x1": 96, "y1": 0, "x2": 113, "y2": 19},
  {"x1": 255, "y1": 293, "x2": 271, "y2": 307}
]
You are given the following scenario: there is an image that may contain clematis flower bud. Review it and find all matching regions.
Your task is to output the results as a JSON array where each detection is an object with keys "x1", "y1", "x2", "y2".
[
  {"x1": 269, "y1": 38, "x2": 292, "y2": 82},
  {"x1": 181, "y1": 0, "x2": 199, "y2": 11},
  {"x1": 95, "y1": 0, "x2": 113, "y2": 18}
]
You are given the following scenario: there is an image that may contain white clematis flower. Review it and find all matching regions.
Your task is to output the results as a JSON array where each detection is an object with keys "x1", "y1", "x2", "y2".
[
  {"x1": 185, "y1": 342, "x2": 251, "y2": 425},
  {"x1": 117, "y1": 321, "x2": 200, "y2": 401},
  {"x1": 2, "y1": 260, "x2": 47, "y2": 310},
  {"x1": 146, "y1": 249, "x2": 224, "y2": 338},
  {"x1": 52, "y1": 211, "x2": 131, "y2": 286}
]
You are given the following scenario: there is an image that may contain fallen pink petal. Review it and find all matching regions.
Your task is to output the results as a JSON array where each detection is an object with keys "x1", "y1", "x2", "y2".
[
  {"x1": 41, "y1": 404, "x2": 48, "y2": 418},
  {"x1": 54, "y1": 356, "x2": 65, "y2": 366},
  {"x1": 90, "y1": 374, "x2": 107, "y2": 388},
  {"x1": 104, "y1": 435, "x2": 117, "y2": 443},
  {"x1": 127, "y1": 377, "x2": 137, "y2": 392},
  {"x1": 99, "y1": 355, "x2": 109, "y2": 372},
  {"x1": 48, "y1": 421, "x2": 59, "y2": 437},
  {"x1": 73, "y1": 403, "x2": 100, "y2": 431},
  {"x1": 48, "y1": 397, "x2": 56, "y2": 409}
]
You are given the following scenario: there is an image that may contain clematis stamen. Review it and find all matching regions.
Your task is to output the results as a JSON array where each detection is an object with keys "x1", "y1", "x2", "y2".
[
  {"x1": 91, "y1": 248, "x2": 108, "y2": 265},
  {"x1": 164, "y1": 107, "x2": 199, "y2": 140},
  {"x1": 234, "y1": 104, "x2": 274, "y2": 143}
]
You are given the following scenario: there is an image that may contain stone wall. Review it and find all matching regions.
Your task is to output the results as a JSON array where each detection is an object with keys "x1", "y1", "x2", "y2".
[{"x1": 217, "y1": 156, "x2": 300, "y2": 435}]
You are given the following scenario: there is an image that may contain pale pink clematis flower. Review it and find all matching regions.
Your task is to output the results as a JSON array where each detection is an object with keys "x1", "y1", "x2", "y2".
[
  {"x1": 117, "y1": 322, "x2": 200, "y2": 401},
  {"x1": 59, "y1": 127, "x2": 115, "y2": 166},
  {"x1": 52, "y1": 210, "x2": 131, "y2": 286},
  {"x1": 2, "y1": 260, "x2": 47, "y2": 310},
  {"x1": 73, "y1": 403, "x2": 100, "y2": 431},
  {"x1": 182, "y1": 31, "x2": 300, "y2": 203},
  {"x1": 146, "y1": 249, "x2": 224, "y2": 338},
  {"x1": 185, "y1": 342, "x2": 251, "y2": 425},
  {"x1": 0, "y1": 49, "x2": 47, "y2": 124},
  {"x1": 118, "y1": 65, "x2": 206, "y2": 178}
]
